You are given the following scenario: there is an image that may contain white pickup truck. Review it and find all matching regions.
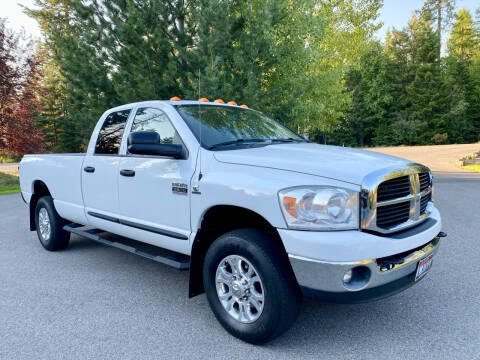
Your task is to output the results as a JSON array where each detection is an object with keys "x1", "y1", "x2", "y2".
[{"x1": 19, "y1": 99, "x2": 445, "y2": 343}]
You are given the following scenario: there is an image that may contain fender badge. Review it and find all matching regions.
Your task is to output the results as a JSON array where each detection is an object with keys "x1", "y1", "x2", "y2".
[
  {"x1": 172, "y1": 183, "x2": 188, "y2": 195},
  {"x1": 192, "y1": 184, "x2": 201, "y2": 195}
]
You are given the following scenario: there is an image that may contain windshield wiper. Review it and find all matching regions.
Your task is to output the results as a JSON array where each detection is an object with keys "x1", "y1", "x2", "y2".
[
  {"x1": 207, "y1": 138, "x2": 267, "y2": 150},
  {"x1": 270, "y1": 138, "x2": 302, "y2": 143}
]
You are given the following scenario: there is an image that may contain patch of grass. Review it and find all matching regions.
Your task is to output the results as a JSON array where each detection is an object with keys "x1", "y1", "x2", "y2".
[
  {"x1": 0, "y1": 172, "x2": 20, "y2": 195},
  {"x1": 0, "y1": 153, "x2": 21, "y2": 163},
  {"x1": 463, "y1": 164, "x2": 480, "y2": 173}
]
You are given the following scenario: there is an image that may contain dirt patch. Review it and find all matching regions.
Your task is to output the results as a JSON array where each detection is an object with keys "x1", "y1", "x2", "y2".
[
  {"x1": 365, "y1": 143, "x2": 480, "y2": 172},
  {"x1": 0, "y1": 163, "x2": 19, "y2": 176}
]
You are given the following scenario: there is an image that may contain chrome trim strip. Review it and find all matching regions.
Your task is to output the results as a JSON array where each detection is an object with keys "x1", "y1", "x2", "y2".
[
  {"x1": 288, "y1": 237, "x2": 441, "y2": 294},
  {"x1": 377, "y1": 238, "x2": 439, "y2": 273},
  {"x1": 360, "y1": 163, "x2": 433, "y2": 234},
  {"x1": 119, "y1": 219, "x2": 189, "y2": 240},
  {"x1": 411, "y1": 173, "x2": 421, "y2": 220},
  {"x1": 288, "y1": 254, "x2": 375, "y2": 266},
  {"x1": 87, "y1": 211, "x2": 188, "y2": 240},
  {"x1": 88, "y1": 211, "x2": 119, "y2": 223},
  {"x1": 377, "y1": 194, "x2": 414, "y2": 207},
  {"x1": 420, "y1": 188, "x2": 432, "y2": 197}
]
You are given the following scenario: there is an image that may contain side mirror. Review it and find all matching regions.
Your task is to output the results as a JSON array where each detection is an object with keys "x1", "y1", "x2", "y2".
[{"x1": 127, "y1": 131, "x2": 184, "y2": 159}]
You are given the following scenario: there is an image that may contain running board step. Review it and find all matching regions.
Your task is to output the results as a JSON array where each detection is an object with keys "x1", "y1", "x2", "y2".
[{"x1": 63, "y1": 223, "x2": 190, "y2": 270}]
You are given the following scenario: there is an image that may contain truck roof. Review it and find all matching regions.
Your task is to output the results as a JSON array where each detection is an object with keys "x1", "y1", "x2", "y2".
[{"x1": 105, "y1": 100, "x2": 248, "y2": 113}]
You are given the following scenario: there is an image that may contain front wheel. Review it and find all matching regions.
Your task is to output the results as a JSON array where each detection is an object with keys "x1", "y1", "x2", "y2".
[
  {"x1": 203, "y1": 229, "x2": 301, "y2": 344},
  {"x1": 35, "y1": 196, "x2": 70, "y2": 251}
]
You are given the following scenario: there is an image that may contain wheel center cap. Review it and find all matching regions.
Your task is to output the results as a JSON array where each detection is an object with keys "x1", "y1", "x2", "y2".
[{"x1": 232, "y1": 280, "x2": 248, "y2": 298}]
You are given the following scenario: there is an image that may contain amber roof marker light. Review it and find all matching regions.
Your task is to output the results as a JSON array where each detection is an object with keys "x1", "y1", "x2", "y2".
[
  {"x1": 214, "y1": 99, "x2": 225, "y2": 103},
  {"x1": 227, "y1": 101, "x2": 238, "y2": 105},
  {"x1": 170, "y1": 96, "x2": 181, "y2": 101},
  {"x1": 240, "y1": 104, "x2": 248, "y2": 108},
  {"x1": 198, "y1": 97, "x2": 209, "y2": 102}
]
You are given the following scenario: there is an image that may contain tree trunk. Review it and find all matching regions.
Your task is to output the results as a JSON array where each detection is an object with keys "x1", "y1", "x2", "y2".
[
  {"x1": 437, "y1": 2, "x2": 442, "y2": 61},
  {"x1": 177, "y1": 16, "x2": 184, "y2": 34}
]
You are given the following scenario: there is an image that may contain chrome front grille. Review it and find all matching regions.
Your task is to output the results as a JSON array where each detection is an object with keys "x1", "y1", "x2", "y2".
[
  {"x1": 420, "y1": 192, "x2": 431, "y2": 214},
  {"x1": 376, "y1": 201, "x2": 411, "y2": 229},
  {"x1": 419, "y1": 172, "x2": 431, "y2": 192},
  {"x1": 377, "y1": 175, "x2": 410, "y2": 201},
  {"x1": 361, "y1": 164, "x2": 433, "y2": 234}
]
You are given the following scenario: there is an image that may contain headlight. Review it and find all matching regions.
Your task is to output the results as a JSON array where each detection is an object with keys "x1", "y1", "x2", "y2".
[{"x1": 278, "y1": 186, "x2": 359, "y2": 230}]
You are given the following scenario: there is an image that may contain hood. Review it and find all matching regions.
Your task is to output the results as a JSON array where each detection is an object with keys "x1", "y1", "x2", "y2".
[{"x1": 213, "y1": 143, "x2": 413, "y2": 185}]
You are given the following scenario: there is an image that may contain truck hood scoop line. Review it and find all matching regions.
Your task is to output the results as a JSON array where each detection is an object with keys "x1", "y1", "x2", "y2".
[{"x1": 213, "y1": 143, "x2": 410, "y2": 185}]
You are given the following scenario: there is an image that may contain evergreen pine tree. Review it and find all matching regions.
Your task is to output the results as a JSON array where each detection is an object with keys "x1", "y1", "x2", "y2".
[
  {"x1": 344, "y1": 43, "x2": 394, "y2": 146},
  {"x1": 405, "y1": 13, "x2": 446, "y2": 144},
  {"x1": 444, "y1": 9, "x2": 480, "y2": 142},
  {"x1": 26, "y1": 0, "x2": 383, "y2": 149}
]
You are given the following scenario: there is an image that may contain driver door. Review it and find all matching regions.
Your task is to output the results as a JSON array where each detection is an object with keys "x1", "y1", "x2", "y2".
[{"x1": 117, "y1": 107, "x2": 195, "y2": 253}]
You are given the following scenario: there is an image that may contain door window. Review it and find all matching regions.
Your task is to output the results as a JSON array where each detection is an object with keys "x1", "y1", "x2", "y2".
[
  {"x1": 130, "y1": 107, "x2": 181, "y2": 145},
  {"x1": 95, "y1": 110, "x2": 131, "y2": 155}
]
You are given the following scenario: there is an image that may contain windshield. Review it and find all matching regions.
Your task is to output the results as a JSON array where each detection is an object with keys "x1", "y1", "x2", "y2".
[{"x1": 175, "y1": 105, "x2": 305, "y2": 150}]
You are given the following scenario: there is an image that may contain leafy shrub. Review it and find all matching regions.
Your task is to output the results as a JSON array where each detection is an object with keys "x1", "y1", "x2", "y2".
[{"x1": 431, "y1": 133, "x2": 449, "y2": 144}]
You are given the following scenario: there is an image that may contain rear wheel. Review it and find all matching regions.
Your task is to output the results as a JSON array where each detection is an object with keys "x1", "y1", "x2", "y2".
[
  {"x1": 203, "y1": 228, "x2": 301, "y2": 344},
  {"x1": 35, "y1": 196, "x2": 70, "y2": 251}
]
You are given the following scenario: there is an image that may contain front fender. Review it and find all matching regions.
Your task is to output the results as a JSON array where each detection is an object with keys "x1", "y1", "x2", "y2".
[{"x1": 190, "y1": 161, "x2": 361, "y2": 235}]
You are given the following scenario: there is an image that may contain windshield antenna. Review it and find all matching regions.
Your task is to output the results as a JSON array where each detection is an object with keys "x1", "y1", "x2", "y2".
[{"x1": 198, "y1": 70, "x2": 203, "y2": 181}]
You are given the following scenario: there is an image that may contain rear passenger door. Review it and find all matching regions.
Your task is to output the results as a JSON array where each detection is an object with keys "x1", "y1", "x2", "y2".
[{"x1": 82, "y1": 109, "x2": 131, "y2": 226}]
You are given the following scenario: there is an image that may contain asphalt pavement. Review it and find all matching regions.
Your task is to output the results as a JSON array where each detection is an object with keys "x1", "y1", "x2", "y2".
[{"x1": 0, "y1": 171, "x2": 479, "y2": 360}]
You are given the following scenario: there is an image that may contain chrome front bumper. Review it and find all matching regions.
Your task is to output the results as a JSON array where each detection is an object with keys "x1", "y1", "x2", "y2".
[{"x1": 289, "y1": 236, "x2": 441, "y2": 303}]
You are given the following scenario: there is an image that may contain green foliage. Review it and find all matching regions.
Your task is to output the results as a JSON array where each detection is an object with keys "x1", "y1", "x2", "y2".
[
  {"x1": 432, "y1": 132, "x2": 449, "y2": 144},
  {"x1": 24, "y1": 0, "x2": 479, "y2": 149},
  {"x1": 405, "y1": 14, "x2": 445, "y2": 144},
  {"x1": 462, "y1": 164, "x2": 480, "y2": 173},
  {"x1": 33, "y1": 46, "x2": 68, "y2": 151},
  {"x1": 443, "y1": 9, "x2": 480, "y2": 143},
  {"x1": 27, "y1": 0, "x2": 382, "y2": 150},
  {"x1": 337, "y1": 6, "x2": 480, "y2": 147},
  {"x1": 0, "y1": 153, "x2": 21, "y2": 163},
  {"x1": 0, "y1": 172, "x2": 20, "y2": 195},
  {"x1": 344, "y1": 43, "x2": 394, "y2": 146},
  {"x1": 289, "y1": 0, "x2": 383, "y2": 135},
  {"x1": 448, "y1": 9, "x2": 477, "y2": 59}
]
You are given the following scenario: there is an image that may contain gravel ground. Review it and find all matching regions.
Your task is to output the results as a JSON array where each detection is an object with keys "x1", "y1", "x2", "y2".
[
  {"x1": 367, "y1": 143, "x2": 480, "y2": 172},
  {"x1": 0, "y1": 163, "x2": 19, "y2": 176},
  {"x1": 0, "y1": 171, "x2": 479, "y2": 360}
]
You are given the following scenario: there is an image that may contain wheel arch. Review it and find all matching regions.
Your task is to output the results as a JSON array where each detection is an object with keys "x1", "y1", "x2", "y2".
[
  {"x1": 29, "y1": 180, "x2": 52, "y2": 231},
  {"x1": 188, "y1": 204, "x2": 289, "y2": 298}
]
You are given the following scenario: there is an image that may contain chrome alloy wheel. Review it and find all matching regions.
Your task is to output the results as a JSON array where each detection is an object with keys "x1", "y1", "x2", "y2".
[
  {"x1": 215, "y1": 255, "x2": 265, "y2": 323},
  {"x1": 38, "y1": 207, "x2": 51, "y2": 242}
]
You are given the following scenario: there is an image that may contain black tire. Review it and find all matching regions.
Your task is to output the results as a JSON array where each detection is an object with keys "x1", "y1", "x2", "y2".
[
  {"x1": 203, "y1": 228, "x2": 301, "y2": 344},
  {"x1": 34, "y1": 196, "x2": 70, "y2": 251}
]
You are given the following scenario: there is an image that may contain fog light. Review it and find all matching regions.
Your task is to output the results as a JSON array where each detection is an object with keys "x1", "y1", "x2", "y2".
[
  {"x1": 342, "y1": 266, "x2": 371, "y2": 291},
  {"x1": 343, "y1": 270, "x2": 353, "y2": 284}
]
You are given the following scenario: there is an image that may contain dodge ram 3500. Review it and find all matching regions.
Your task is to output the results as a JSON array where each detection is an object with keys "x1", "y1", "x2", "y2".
[{"x1": 19, "y1": 98, "x2": 445, "y2": 343}]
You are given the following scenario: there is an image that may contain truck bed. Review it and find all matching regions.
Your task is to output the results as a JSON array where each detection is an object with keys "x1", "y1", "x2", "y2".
[{"x1": 19, "y1": 153, "x2": 88, "y2": 225}]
